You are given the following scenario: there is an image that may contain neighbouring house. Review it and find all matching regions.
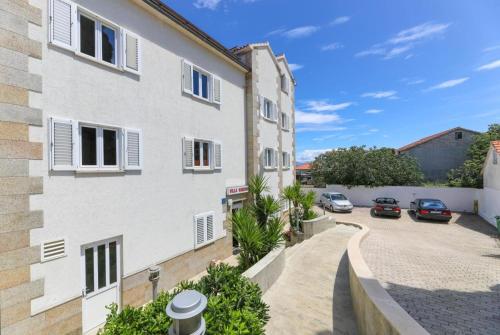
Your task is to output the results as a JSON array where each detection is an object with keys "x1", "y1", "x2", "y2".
[
  {"x1": 296, "y1": 162, "x2": 313, "y2": 184},
  {"x1": 479, "y1": 141, "x2": 500, "y2": 225},
  {"x1": 232, "y1": 43, "x2": 296, "y2": 210},
  {"x1": 398, "y1": 127, "x2": 480, "y2": 181},
  {"x1": 0, "y1": 1, "x2": 295, "y2": 334}
]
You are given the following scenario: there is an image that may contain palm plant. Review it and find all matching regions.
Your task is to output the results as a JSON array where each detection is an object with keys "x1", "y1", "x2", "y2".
[
  {"x1": 281, "y1": 182, "x2": 318, "y2": 231},
  {"x1": 253, "y1": 195, "x2": 281, "y2": 227},
  {"x1": 301, "y1": 191, "x2": 317, "y2": 220},
  {"x1": 231, "y1": 208, "x2": 263, "y2": 270},
  {"x1": 248, "y1": 175, "x2": 270, "y2": 205}
]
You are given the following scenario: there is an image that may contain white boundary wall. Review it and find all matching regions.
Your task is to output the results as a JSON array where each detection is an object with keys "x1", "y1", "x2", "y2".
[
  {"x1": 478, "y1": 187, "x2": 500, "y2": 226},
  {"x1": 310, "y1": 185, "x2": 498, "y2": 227}
]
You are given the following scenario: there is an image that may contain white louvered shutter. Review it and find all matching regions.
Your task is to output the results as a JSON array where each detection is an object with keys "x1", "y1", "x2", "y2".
[
  {"x1": 183, "y1": 137, "x2": 194, "y2": 169},
  {"x1": 213, "y1": 142, "x2": 222, "y2": 170},
  {"x1": 182, "y1": 60, "x2": 193, "y2": 94},
  {"x1": 194, "y1": 215, "x2": 205, "y2": 247},
  {"x1": 50, "y1": 118, "x2": 77, "y2": 171},
  {"x1": 123, "y1": 30, "x2": 140, "y2": 74},
  {"x1": 274, "y1": 150, "x2": 279, "y2": 168},
  {"x1": 212, "y1": 76, "x2": 221, "y2": 105},
  {"x1": 206, "y1": 213, "x2": 214, "y2": 242},
  {"x1": 259, "y1": 95, "x2": 265, "y2": 117},
  {"x1": 125, "y1": 129, "x2": 142, "y2": 170},
  {"x1": 49, "y1": 0, "x2": 75, "y2": 50},
  {"x1": 41, "y1": 238, "x2": 66, "y2": 262},
  {"x1": 273, "y1": 103, "x2": 279, "y2": 122}
]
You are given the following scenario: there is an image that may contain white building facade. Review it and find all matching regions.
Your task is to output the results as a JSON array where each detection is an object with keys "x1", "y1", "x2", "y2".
[
  {"x1": 233, "y1": 43, "x2": 296, "y2": 204},
  {"x1": 0, "y1": 1, "x2": 295, "y2": 334}
]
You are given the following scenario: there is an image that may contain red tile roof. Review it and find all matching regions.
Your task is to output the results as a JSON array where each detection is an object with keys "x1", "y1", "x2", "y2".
[
  {"x1": 492, "y1": 141, "x2": 500, "y2": 154},
  {"x1": 296, "y1": 163, "x2": 312, "y2": 171},
  {"x1": 398, "y1": 127, "x2": 480, "y2": 152}
]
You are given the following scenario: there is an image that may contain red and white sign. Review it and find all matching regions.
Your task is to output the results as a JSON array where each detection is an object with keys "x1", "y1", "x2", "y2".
[{"x1": 226, "y1": 185, "x2": 249, "y2": 196}]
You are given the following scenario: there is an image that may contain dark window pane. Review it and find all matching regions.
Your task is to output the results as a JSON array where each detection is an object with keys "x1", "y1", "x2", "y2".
[
  {"x1": 80, "y1": 15, "x2": 95, "y2": 57},
  {"x1": 101, "y1": 25, "x2": 115, "y2": 64},
  {"x1": 194, "y1": 141, "x2": 200, "y2": 166},
  {"x1": 81, "y1": 127, "x2": 97, "y2": 166},
  {"x1": 203, "y1": 142, "x2": 209, "y2": 166},
  {"x1": 201, "y1": 74, "x2": 208, "y2": 99},
  {"x1": 103, "y1": 129, "x2": 117, "y2": 166},
  {"x1": 109, "y1": 242, "x2": 117, "y2": 284},
  {"x1": 85, "y1": 248, "x2": 94, "y2": 294},
  {"x1": 97, "y1": 244, "x2": 106, "y2": 289},
  {"x1": 193, "y1": 70, "x2": 200, "y2": 96}
]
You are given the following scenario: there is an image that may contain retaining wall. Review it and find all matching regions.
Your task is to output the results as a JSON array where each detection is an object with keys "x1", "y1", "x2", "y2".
[
  {"x1": 242, "y1": 245, "x2": 285, "y2": 294},
  {"x1": 303, "y1": 215, "x2": 336, "y2": 239}
]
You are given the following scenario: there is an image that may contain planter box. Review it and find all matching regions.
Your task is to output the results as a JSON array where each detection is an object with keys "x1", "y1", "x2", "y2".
[
  {"x1": 303, "y1": 215, "x2": 336, "y2": 239},
  {"x1": 242, "y1": 245, "x2": 285, "y2": 294}
]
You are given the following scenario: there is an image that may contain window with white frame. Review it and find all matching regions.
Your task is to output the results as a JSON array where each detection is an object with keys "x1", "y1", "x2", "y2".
[
  {"x1": 281, "y1": 74, "x2": 289, "y2": 94},
  {"x1": 49, "y1": 0, "x2": 141, "y2": 74},
  {"x1": 194, "y1": 212, "x2": 215, "y2": 248},
  {"x1": 182, "y1": 60, "x2": 222, "y2": 105},
  {"x1": 282, "y1": 151, "x2": 291, "y2": 169},
  {"x1": 264, "y1": 148, "x2": 277, "y2": 169},
  {"x1": 281, "y1": 112, "x2": 290, "y2": 130},
  {"x1": 78, "y1": 11, "x2": 118, "y2": 65},
  {"x1": 183, "y1": 137, "x2": 222, "y2": 171},
  {"x1": 50, "y1": 118, "x2": 142, "y2": 172},
  {"x1": 260, "y1": 96, "x2": 277, "y2": 122}
]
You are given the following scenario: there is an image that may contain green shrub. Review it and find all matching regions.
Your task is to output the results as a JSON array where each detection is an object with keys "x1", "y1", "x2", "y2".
[{"x1": 99, "y1": 264, "x2": 268, "y2": 335}]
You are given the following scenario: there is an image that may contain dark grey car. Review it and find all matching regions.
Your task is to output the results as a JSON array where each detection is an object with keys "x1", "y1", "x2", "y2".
[
  {"x1": 410, "y1": 198, "x2": 452, "y2": 222},
  {"x1": 372, "y1": 197, "x2": 401, "y2": 218}
]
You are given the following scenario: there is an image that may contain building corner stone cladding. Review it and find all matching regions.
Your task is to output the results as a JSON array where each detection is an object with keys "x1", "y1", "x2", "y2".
[{"x1": 0, "y1": 1, "x2": 82, "y2": 334}]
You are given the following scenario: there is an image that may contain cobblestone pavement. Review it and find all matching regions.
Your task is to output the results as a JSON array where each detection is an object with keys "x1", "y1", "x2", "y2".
[
  {"x1": 326, "y1": 207, "x2": 500, "y2": 335},
  {"x1": 264, "y1": 224, "x2": 360, "y2": 335}
]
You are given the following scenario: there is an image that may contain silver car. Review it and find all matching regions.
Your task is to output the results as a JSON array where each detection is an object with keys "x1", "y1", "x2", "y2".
[{"x1": 319, "y1": 192, "x2": 354, "y2": 212}]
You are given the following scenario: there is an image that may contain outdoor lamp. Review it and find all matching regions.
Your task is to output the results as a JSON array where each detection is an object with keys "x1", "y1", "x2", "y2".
[{"x1": 166, "y1": 290, "x2": 207, "y2": 335}]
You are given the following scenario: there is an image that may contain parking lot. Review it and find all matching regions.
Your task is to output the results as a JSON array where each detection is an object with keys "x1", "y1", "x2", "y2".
[{"x1": 323, "y1": 206, "x2": 500, "y2": 335}]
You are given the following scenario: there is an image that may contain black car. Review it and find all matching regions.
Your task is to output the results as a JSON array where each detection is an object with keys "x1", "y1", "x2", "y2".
[
  {"x1": 410, "y1": 198, "x2": 452, "y2": 222},
  {"x1": 372, "y1": 197, "x2": 401, "y2": 217}
]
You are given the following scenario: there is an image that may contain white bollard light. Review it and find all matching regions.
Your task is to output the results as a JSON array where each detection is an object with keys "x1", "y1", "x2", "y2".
[{"x1": 166, "y1": 290, "x2": 207, "y2": 335}]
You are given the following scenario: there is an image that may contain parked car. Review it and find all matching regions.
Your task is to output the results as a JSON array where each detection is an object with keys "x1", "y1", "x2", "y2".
[
  {"x1": 372, "y1": 197, "x2": 401, "y2": 218},
  {"x1": 410, "y1": 198, "x2": 452, "y2": 222},
  {"x1": 319, "y1": 192, "x2": 354, "y2": 212}
]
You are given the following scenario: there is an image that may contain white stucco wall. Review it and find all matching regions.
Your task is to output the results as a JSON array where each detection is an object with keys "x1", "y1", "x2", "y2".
[
  {"x1": 255, "y1": 48, "x2": 280, "y2": 197},
  {"x1": 277, "y1": 59, "x2": 295, "y2": 190},
  {"x1": 310, "y1": 185, "x2": 480, "y2": 213},
  {"x1": 483, "y1": 149, "x2": 500, "y2": 190},
  {"x1": 29, "y1": 0, "x2": 246, "y2": 313}
]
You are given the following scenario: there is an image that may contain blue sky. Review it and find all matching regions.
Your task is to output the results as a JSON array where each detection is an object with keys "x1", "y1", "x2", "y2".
[{"x1": 165, "y1": 0, "x2": 500, "y2": 162}]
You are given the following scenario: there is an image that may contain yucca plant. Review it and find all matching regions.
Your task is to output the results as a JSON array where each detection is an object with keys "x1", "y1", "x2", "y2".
[
  {"x1": 248, "y1": 175, "x2": 270, "y2": 204},
  {"x1": 301, "y1": 191, "x2": 318, "y2": 220},
  {"x1": 231, "y1": 208, "x2": 264, "y2": 270},
  {"x1": 253, "y1": 195, "x2": 281, "y2": 227}
]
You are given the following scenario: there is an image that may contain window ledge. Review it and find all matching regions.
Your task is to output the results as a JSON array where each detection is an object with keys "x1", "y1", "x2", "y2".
[
  {"x1": 74, "y1": 51, "x2": 123, "y2": 72},
  {"x1": 281, "y1": 127, "x2": 290, "y2": 132},
  {"x1": 263, "y1": 166, "x2": 278, "y2": 171},
  {"x1": 75, "y1": 169, "x2": 125, "y2": 174},
  {"x1": 262, "y1": 116, "x2": 277, "y2": 123}
]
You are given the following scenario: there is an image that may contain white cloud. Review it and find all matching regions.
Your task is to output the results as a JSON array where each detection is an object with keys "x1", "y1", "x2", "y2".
[
  {"x1": 330, "y1": 16, "x2": 350, "y2": 25},
  {"x1": 321, "y1": 43, "x2": 344, "y2": 51},
  {"x1": 193, "y1": 0, "x2": 221, "y2": 10},
  {"x1": 356, "y1": 22, "x2": 450, "y2": 59},
  {"x1": 288, "y1": 63, "x2": 304, "y2": 71},
  {"x1": 365, "y1": 109, "x2": 383, "y2": 114},
  {"x1": 427, "y1": 77, "x2": 469, "y2": 91},
  {"x1": 265, "y1": 28, "x2": 287, "y2": 37},
  {"x1": 304, "y1": 100, "x2": 353, "y2": 112},
  {"x1": 476, "y1": 59, "x2": 500, "y2": 71},
  {"x1": 361, "y1": 91, "x2": 398, "y2": 99},
  {"x1": 483, "y1": 45, "x2": 500, "y2": 53},
  {"x1": 388, "y1": 22, "x2": 450, "y2": 44},
  {"x1": 407, "y1": 79, "x2": 425, "y2": 85},
  {"x1": 282, "y1": 26, "x2": 320, "y2": 38},
  {"x1": 383, "y1": 45, "x2": 413, "y2": 59},
  {"x1": 295, "y1": 111, "x2": 341, "y2": 124},
  {"x1": 296, "y1": 149, "x2": 332, "y2": 162}
]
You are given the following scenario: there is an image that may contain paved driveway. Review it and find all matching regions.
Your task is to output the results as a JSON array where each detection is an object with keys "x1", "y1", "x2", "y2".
[{"x1": 324, "y1": 206, "x2": 500, "y2": 335}]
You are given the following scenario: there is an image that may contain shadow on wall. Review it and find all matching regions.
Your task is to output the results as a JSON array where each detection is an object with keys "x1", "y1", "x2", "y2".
[
  {"x1": 453, "y1": 213, "x2": 499, "y2": 238},
  {"x1": 332, "y1": 252, "x2": 359, "y2": 335},
  {"x1": 384, "y1": 282, "x2": 500, "y2": 335}
]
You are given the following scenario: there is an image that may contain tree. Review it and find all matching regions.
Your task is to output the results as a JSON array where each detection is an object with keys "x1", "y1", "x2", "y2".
[
  {"x1": 448, "y1": 124, "x2": 500, "y2": 188},
  {"x1": 311, "y1": 146, "x2": 424, "y2": 188}
]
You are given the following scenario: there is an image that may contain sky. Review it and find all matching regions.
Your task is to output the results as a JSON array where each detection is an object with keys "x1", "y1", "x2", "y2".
[{"x1": 164, "y1": 0, "x2": 500, "y2": 162}]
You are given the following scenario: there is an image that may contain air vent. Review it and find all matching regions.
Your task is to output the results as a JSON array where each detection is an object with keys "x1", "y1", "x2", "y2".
[{"x1": 41, "y1": 238, "x2": 66, "y2": 262}]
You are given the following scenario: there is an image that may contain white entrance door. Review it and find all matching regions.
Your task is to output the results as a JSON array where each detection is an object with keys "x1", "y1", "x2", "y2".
[{"x1": 81, "y1": 239, "x2": 121, "y2": 333}]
